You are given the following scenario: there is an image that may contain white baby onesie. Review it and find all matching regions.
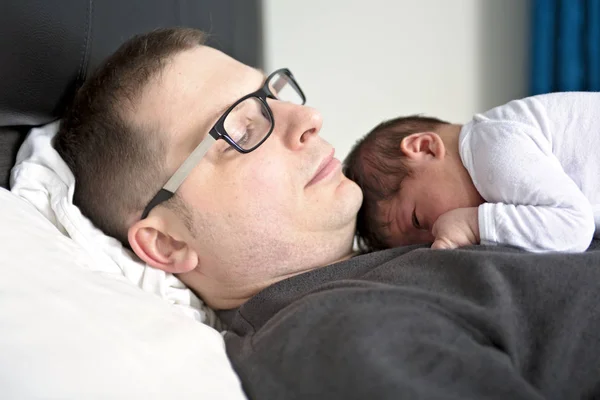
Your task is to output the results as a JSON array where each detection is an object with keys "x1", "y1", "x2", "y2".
[{"x1": 459, "y1": 92, "x2": 600, "y2": 252}]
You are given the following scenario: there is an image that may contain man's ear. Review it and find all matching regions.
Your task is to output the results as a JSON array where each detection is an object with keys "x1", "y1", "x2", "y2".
[
  {"x1": 400, "y1": 132, "x2": 446, "y2": 161},
  {"x1": 128, "y1": 214, "x2": 198, "y2": 274}
]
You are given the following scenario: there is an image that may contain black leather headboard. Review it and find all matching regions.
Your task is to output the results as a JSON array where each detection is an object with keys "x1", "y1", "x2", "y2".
[{"x1": 0, "y1": 0, "x2": 262, "y2": 188}]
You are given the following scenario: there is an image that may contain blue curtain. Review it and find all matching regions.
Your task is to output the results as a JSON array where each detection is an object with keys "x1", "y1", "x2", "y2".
[{"x1": 531, "y1": 0, "x2": 600, "y2": 94}]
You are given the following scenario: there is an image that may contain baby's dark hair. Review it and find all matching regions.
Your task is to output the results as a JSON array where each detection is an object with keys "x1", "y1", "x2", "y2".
[{"x1": 343, "y1": 115, "x2": 450, "y2": 253}]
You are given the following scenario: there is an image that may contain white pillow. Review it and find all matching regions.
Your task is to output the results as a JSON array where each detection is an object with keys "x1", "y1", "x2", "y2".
[{"x1": 0, "y1": 188, "x2": 246, "y2": 399}]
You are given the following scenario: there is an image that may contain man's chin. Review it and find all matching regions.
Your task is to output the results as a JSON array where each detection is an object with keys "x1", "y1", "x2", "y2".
[{"x1": 344, "y1": 178, "x2": 364, "y2": 212}]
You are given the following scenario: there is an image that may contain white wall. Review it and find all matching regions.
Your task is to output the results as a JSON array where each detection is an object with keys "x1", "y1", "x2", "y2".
[{"x1": 262, "y1": 0, "x2": 530, "y2": 159}]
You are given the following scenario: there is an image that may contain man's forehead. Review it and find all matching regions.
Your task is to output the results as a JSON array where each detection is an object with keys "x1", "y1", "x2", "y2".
[
  {"x1": 166, "y1": 46, "x2": 263, "y2": 98},
  {"x1": 136, "y1": 46, "x2": 264, "y2": 138}
]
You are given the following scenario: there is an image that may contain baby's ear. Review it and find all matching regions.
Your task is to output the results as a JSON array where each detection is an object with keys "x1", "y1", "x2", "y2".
[{"x1": 400, "y1": 132, "x2": 445, "y2": 161}]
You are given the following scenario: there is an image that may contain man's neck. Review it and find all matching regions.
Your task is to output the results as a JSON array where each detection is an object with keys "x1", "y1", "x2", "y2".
[{"x1": 192, "y1": 247, "x2": 359, "y2": 311}]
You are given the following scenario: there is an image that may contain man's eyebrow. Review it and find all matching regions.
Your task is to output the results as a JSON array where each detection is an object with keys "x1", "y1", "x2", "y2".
[
  {"x1": 212, "y1": 69, "x2": 267, "y2": 117},
  {"x1": 209, "y1": 69, "x2": 267, "y2": 127}
]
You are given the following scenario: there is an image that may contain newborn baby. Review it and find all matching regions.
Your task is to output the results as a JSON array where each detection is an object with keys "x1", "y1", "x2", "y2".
[{"x1": 344, "y1": 92, "x2": 600, "y2": 253}]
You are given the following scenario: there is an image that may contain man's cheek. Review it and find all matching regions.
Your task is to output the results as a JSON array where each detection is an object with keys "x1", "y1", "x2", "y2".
[{"x1": 246, "y1": 160, "x2": 290, "y2": 193}]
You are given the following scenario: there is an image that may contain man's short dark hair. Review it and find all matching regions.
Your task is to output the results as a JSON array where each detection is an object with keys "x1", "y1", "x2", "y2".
[
  {"x1": 55, "y1": 27, "x2": 205, "y2": 245},
  {"x1": 343, "y1": 115, "x2": 450, "y2": 253}
]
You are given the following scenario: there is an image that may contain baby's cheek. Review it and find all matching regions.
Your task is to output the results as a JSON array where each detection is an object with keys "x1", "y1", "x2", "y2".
[{"x1": 430, "y1": 195, "x2": 457, "y2": 222}]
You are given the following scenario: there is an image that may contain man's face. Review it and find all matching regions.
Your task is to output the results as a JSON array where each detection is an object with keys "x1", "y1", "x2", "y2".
[{"x1": 136, "y1": 46, "x2": 362, "y2": 305}]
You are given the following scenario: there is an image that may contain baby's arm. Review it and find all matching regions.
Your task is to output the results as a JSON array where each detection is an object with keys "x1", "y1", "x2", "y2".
[
  {"x1": 463, "y1": 121, "x2": 595, "y2": 253},
  {"x1": 431, "y1": 207, "x2": 480, "y2": 249}
]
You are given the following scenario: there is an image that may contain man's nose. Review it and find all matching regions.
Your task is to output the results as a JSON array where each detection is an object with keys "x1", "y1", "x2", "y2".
[{"x1": 269, "y1": 99, "x2": 323, "y2": 150}]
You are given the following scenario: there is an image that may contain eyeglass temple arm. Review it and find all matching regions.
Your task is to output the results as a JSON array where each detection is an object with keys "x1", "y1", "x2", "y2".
[
  {"x1": 141, "y1": 135, "x2": 217, "y2": 219},
  {"x1": 163, "y1": 135, "x2": 217, "y2": 192},
  {"x1": 141, "y1": 188, "x2": 174, "y2": 220}
]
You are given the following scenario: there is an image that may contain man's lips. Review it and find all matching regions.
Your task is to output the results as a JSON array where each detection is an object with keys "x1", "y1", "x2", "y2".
[{"x1": 306, "y1": 149, "x2": 338, "y2": 187}]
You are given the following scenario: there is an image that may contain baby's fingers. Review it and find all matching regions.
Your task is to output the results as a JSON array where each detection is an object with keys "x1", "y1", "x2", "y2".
[{"x1": 431, "y1": 238, "x2": 457, "y2": 250}]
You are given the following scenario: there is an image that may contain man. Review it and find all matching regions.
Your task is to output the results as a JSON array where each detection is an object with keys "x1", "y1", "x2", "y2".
[
  {"x1": 56, "y1": 28, "x2": 600, "y2": 399},
  {"x1": 56, "y1": 27, "x2": 361, "y2": 311}
]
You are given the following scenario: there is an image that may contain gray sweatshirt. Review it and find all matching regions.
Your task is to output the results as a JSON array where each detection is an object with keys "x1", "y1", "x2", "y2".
[{"x1": 220, "y1": 242, "x2": 600, "y2": 400}]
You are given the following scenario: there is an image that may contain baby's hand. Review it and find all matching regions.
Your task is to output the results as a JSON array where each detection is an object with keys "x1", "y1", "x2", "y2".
[{"x1": 431, "y1": 207, "x2": 480, "y2": 250}]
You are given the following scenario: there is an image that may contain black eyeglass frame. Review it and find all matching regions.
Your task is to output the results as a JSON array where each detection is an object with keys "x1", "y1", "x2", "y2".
[{"x1": 140, "y1": 68, "x2": 306, "y2": 219}]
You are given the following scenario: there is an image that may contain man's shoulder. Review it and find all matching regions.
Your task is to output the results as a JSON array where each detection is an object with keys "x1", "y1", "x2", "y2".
[
  {"x1": 223, "y1": 243, "x2": 600, "y2": 399},
  {"x1": 223, "y1": 244, "x2": 588, "y2": 335}
]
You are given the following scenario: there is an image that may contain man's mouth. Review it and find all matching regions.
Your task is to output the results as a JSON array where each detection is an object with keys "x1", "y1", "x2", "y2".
[{"x1": 306, "y1": 149, "x2": 339, "y2": 187}]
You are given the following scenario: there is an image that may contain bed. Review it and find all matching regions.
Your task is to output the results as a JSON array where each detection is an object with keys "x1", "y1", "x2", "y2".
[
  {"x1": 4, "y1": 1, "x2": 600, "y2": 399},
  {"x1": 0, "y1": 1, "x2": 260, "y2": 398}
]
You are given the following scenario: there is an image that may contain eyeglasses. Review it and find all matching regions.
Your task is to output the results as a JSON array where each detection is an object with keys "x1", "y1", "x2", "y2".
[{"x1": 141, "y1": 68, "x2": 306, "y2": 219}]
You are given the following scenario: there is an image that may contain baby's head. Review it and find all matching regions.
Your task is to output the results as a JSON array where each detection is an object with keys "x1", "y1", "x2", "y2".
[{"x1": 344, "y1": 115, "x2": 463, "y2": 252}]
